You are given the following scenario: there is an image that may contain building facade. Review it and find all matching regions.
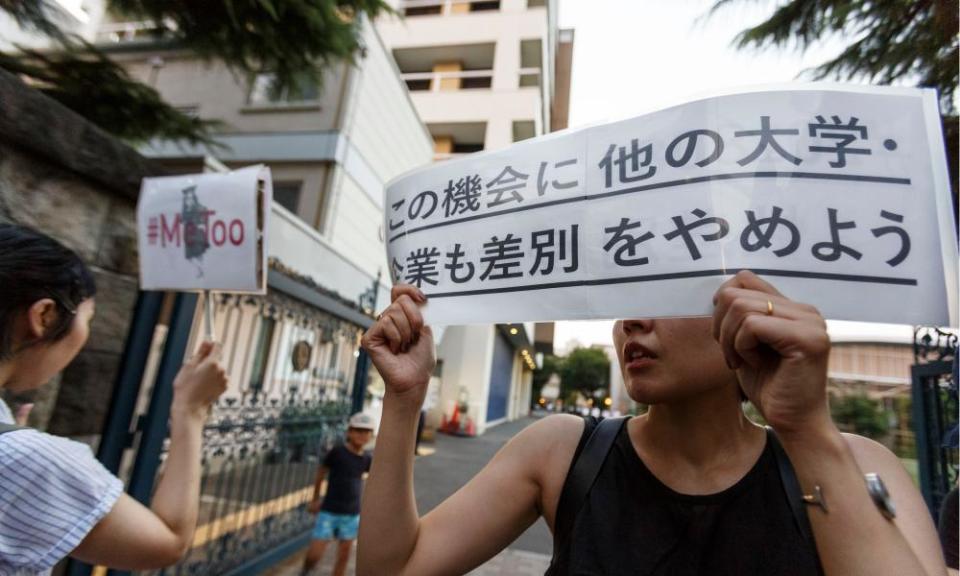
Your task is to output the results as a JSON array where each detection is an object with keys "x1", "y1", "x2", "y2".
[{"x1": 377, "y1": 0, "x2": 574, "y2": 434}]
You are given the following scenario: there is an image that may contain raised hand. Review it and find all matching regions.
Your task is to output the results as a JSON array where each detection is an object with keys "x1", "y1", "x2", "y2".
[
  {"x1": 712, "y1": 270, "x2": 832, "y2": 435},
  {"x1": 361, "y1": 285, "x2": 435, "y2": 405},
  {"x1": 171, "y1": 341, "x2": 228, "y2": 420}
]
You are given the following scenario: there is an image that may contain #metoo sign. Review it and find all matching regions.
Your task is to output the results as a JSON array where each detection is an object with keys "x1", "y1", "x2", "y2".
[{"x1": 137, "y1": 165, "x2": 272, "y2": 293}]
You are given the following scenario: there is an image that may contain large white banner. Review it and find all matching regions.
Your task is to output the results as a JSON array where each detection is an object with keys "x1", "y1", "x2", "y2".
[
  {"x1": 137, "y1": 165, "x2": 272, "y2": 293},
  {"x1": 385, "y1": 85, "x2": 958, "y2": 327}
]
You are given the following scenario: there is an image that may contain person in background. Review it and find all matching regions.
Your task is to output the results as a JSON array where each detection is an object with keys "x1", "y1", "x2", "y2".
[
  {"x1": 303, "y1": 412, "x2": 375, "y2": 576},
  {"x1": 0, "y1": 223, "x2": 228, "y2": 575}
]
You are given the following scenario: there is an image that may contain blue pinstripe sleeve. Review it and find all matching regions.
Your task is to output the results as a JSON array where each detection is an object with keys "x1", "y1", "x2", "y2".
[{"x1": 0, "y1": 429, "x2": 123, "y2": 574}]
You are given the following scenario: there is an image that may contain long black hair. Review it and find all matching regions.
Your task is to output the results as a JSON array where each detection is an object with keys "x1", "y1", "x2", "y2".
[{"x1": 0, "y1": 223, "x2": 96, "y2": 361}]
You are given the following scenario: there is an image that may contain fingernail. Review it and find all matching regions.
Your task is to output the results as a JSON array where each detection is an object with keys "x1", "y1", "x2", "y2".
[{"x1": 417, "y1": 289, "x2": 427, "y2": 302}]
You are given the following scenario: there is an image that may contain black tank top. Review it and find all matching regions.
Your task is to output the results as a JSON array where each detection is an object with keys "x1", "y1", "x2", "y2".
[{"x1": 550, "y1": 418, "x2": 822, "y2": 576}]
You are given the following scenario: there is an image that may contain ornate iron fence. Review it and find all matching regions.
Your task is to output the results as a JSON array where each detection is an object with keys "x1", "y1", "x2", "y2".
[
  {"x1": 911, "y1": 326, "x2": 958, "y2": 516},
  {"x1": 145, "y1": 289, "x2": 364, "y2": 575}
]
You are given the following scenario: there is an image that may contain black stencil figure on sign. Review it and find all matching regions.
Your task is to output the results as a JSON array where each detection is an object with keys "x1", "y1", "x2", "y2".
[
  {"x1": 486, "y1": 167, "x2": 528, "y2": 208},
  {"x1": 479, "y1": 234, "x2": 525, "y2": 280},
  {"x1": 442, "y1": 175, "x2": 482, "y2": 217},
  {"x1": 445, "y1": 243, "x2": 476, "y2": 283},
  {"x1": 735, "y1": 116, "x2": 802, "y2": 166},
  {"x1": 666, "y1": 129, "x2": 724, "y2": 168},
  {"x1": 536, "y1": 159, "x2": 579, "y2": 196},
  {"x1": 530, "y1": 225, "x2": 579, "y2": 275},
  {"x1": 182, "y1": 185, "x2": 209, "y2": 278},
  {"x1": 870, "y1": 210, "x2": 911, "y2": 267},
  {"x1": 811, "y1": 208, "x2": 862, "y2": 262},
  {"x1": 404, "y1": 247, "x2": 441, "y2": 287},
  {"x1": 740, "y1": 206, "x2": 801, "y2": 257},
  {"x1": 598, "y1": 139, "x2": 656, "y2": 188},
  {"x1": 664, "y1": 209, "x2": 730, "y2": 261},
  {"x1": 808, "y1": 115, "x2": 871, "y2": 168},
  {"x1": 603, "y1": 217, "x2": 655, "y2": 266}
]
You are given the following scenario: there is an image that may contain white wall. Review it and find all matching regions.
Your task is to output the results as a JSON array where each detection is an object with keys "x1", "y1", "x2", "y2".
[{"x1": 326, "y1": 19, "x2": 433, "y2": 289}]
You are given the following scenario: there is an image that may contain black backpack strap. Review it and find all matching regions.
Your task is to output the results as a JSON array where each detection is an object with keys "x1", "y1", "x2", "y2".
[
  {"x1": 549, "y1": 416, "x2": 628, "y2": 571},
  {"x1": 0, "y1": 422, "x2": 22, "y2": 435},
  {"x1": 767, "y1": 427, "x2": 825, "y2": 576}
]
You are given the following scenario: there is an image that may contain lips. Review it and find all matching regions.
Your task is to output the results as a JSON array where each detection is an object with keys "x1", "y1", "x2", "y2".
[{"x1": 623, "y1": 341, "x2": 658, "y2": 370}]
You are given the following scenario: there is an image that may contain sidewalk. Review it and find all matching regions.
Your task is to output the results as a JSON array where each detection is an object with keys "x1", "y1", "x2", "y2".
[{"x1": 265, "y1": 417, "x2": 552, "y2": 575}]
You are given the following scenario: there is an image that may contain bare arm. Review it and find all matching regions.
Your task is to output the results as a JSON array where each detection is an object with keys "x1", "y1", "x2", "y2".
[
  {"x1": 714, "y1": 271, "x2": 946, "y2": 576},
  {"x1": 357, "y1": 285, "x2": 577, "y2": 576},
  {"x1": 70, "y1": 341, "x2": 227, "y2": 569}
]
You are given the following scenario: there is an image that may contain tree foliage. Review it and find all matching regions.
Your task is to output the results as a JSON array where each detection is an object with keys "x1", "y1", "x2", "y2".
[
  {"x1": 559, "y1": 347, "x2": 610, "y2": 399},
  {"x1": 1, "y1": 0, "x2": 391, "y2": 144},
  {"x1": 711, "y1": 0, "x2": 958, "y2": 112},
  {"x1": 532, "y1": 354, "x2": 562, "y2": 403},
  {"x1": 830, "y1": 392, "x2": 891, "y2": 438}
]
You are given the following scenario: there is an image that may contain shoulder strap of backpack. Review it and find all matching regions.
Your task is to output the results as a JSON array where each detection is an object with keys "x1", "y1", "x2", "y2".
[
  {"x1": 549, "y1": 416, "x2": 628, "y2": 569},
  {"x1": 767, "y1": 427, "x2": 825, "y2": 576}
]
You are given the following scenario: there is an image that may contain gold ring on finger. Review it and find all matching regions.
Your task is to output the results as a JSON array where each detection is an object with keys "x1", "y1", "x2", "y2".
[{"x1": 766, "y1": 300, "x2": 774, "y2": 316}]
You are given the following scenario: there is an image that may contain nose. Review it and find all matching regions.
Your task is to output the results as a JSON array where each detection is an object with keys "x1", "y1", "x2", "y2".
[{"x1": 621, "y1": 318, "x2": 654, "y2": 334}]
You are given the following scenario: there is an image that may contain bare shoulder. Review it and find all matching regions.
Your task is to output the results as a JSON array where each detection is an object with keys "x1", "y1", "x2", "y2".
[
  {"x1": 512, "y1": 414, "x2": 586, "y2": 529},
  {"x1": 841, "y1": 432, "x2": 903, "y2": 470},
  {"x1": 841, "y1": 433, "x2": 947, "y2": 575}
]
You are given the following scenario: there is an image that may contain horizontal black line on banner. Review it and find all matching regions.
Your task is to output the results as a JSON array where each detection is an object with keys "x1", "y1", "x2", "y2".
[
  {"x1": 423, "y1": 268, "x2": 918, "y2": 299},
  {"x1": 387, "y1": 171, "x2": 912, "y2": 244}
]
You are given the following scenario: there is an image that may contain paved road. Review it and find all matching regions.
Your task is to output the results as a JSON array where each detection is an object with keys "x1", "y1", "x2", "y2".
[{"x1": 266, "y1": 416, "x2": 552, "y2": 575}]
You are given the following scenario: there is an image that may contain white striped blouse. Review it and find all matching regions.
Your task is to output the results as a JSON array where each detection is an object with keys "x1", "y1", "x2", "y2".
[{"x1": 0, "y1": 399, "x2": 123, "y2": 576}]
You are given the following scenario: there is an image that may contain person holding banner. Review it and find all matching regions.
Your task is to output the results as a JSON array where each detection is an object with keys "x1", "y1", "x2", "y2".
[
  {"x1": 0, "y1": 224, "x2": 228, "y2": 575},
  {"x1": 357, "y1": 278, "x2": 947, "y2": 576}
]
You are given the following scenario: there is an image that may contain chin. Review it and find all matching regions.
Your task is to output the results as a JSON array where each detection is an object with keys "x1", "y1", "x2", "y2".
[{"x1": 624, "y1": 377, "x2": 675, "y2": 405}]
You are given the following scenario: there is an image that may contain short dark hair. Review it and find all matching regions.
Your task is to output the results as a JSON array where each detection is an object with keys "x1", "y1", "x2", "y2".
[{"x1": 0, "y1": 223, "x2": 96, "y2": 360}]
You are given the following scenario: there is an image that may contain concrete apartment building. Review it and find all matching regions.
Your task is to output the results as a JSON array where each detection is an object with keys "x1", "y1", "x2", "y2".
[{"x1": 377, "y1": 0, "x2": 574, "y2": 434}]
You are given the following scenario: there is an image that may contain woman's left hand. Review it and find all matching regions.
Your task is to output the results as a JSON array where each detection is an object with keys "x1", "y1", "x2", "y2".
[{"x1": 712, "y1": 270, "x2": 832, "y2": 436}]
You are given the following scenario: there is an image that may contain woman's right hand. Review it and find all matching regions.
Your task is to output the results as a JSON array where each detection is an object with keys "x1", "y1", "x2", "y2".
[
  {"x1": 361, "y1": 285, "x2": 435, "y2": 405},
  {"x1": 171, "y1": 341, "x2": 228, "y2": 420}
]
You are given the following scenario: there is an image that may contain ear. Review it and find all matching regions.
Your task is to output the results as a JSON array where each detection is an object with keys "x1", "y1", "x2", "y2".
[{"x1": 26, "y1": 298, "x2": 59, "y2": 339}]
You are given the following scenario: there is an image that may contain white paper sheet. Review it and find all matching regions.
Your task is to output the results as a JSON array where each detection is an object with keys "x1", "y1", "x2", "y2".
[{"x1": 385, "y1": 85, "x2": 957, "y2": 327}]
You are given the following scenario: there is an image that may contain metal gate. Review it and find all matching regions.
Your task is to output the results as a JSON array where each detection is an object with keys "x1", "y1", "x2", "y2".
[
  {"x1": 69, "y1": 272, "x2": 374, "y2": 575},
  {"x1": 911, "y1": 326, "x2": 958, "y2": 517}
]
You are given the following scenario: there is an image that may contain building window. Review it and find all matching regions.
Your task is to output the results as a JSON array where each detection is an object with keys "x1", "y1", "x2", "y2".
[
  {"x1": 512, "y1": 121, "x2": 536, "y2": 143},
  {"x1": 470, "y1": 1, "x2": 500, "y2": 11},
  {"x1": 403, "y1": 3, "x2": 442, "y2": 16},
  {"x1": 520, "y1": 38, "x2": 542, "y2": 87},
  {"x1": 452, "y1": 142, "x2": 484, "y2": 153},
  {"x1": 273, "y1": 181, "x2": 303, "y2": 213},
  {"x1": 248, "y1": 71, "x2": 319, "y2": 105}
]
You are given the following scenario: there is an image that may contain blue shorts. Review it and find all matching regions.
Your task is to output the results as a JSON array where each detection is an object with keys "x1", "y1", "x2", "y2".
[{"x1": 312, "y1": 511, "x2": 360, "y2": 541}]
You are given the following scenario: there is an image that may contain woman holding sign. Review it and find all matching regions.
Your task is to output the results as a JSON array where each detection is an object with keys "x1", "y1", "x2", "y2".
[
  {"x1": 0, "y1": 224, "x2": 228, "y2": 575},
  {"x1": 357, "y1": 275, "x2": 948, "y2": 575}
]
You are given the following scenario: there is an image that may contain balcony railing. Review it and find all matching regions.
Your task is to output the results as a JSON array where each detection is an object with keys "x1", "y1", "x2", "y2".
[
  {"x1": 402, "y1": 69, "x2": 494, "y2": 92},
  {"x1": 402, "y1": 0, "x2": 500, "y2": 16}
]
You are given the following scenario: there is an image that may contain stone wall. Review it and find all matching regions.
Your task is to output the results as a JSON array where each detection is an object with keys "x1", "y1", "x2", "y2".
[{"x1": 0, "y1": 68, "x2": 160, "y2": 440}]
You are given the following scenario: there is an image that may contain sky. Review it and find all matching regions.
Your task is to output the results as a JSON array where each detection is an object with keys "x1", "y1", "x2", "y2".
[{"x1": 551, "y1": 0, "x2": 928, "y2": 353}]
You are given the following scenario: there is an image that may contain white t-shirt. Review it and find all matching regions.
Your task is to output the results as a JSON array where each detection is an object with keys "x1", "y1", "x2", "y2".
[{"x1": 0, "y1": 399, "x2": 123, "y2": 575}]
